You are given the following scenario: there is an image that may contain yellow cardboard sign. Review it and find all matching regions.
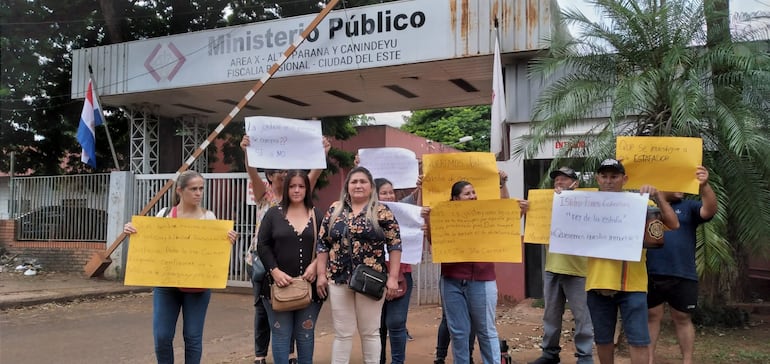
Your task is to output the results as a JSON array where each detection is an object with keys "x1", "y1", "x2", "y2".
[
  {"x1": 430, "y1": 199, "x2": 521, "y2": 263},
  {"x1": 523, "y1": 188, "x2": 598, "y2": 244},
  {"x1": 125, "y1": 216, "x2": 233, "y2": 288},
  {"x1": 616, "y1": 136, "x2": 702, "y2": 194},
  {"x1": 422, "y1": 152, "x2": 499, "y2": 207}
]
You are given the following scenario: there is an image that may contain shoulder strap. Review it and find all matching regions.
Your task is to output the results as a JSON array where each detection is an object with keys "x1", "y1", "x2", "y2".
[
  {"x1": 311, "y1": 208, "x2": 317, "y2": 260},
  {"x1": 162, "y1": 206, "x2": 173, "y2": 217}
]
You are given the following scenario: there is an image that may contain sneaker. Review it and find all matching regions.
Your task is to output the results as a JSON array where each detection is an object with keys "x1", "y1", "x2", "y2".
[
  {"x1": 433, "y1": 360, "x2": 445, "y2": 364},
  {"x1": 288, "y1": 359, "x2": 298, "y2": 364},
  {"x1": 528, "y1": 356, "x2": 560, "y2": 364},
  {"x1": 406, "y1": 331, "x2": 414, "y2": 341}
]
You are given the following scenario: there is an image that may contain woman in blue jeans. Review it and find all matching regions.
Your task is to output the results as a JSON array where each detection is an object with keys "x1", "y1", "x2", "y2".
[
  {"x1": 258, "y1": 170, "x2": 324, "y2": 364},
  {"x1": 123, "y1": 171, "x2": 238, "y2": 364},
  {"x1": 425, "y1": 176, "x2": 527, "y2": 364},
  {"x1": 375, "y1": 178, "x2": 417, "y2": 364}
]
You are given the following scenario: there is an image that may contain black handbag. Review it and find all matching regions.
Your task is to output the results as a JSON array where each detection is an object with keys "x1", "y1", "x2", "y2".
[
  {"x1": 349, "y1": 264, "x2": 387, "y2": 300},
  {"x1": 342, "y1": 216, "x2": 387, "y2": 300}
]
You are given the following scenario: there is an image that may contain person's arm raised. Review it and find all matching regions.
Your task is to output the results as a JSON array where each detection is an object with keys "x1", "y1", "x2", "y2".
[
  {"x1": 308, "y1": 136, "x2": 331, "y2": 192},
  {"x1": 241, "y1": 135, "x2": 267, "y2": 201},
  {"x1": 641, "y1": 185, "x2": 680, "y2": 230},
  {"x1": 499, "y1": 170, "x2": 510, "y2": 199},
  {"x1": 697, "y1": 166, "x2": 718, "y2": 220}
]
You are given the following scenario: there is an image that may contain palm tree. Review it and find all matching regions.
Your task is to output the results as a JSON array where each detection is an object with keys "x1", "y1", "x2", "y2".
[{"x1": 515, "y1": 0, "x2": 770, "y2": 302}]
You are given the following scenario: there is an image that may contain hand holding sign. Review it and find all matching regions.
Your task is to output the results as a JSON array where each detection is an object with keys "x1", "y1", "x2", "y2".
[
  {"x1": 549, "y1": 191, "x2": 648, "y2": 261},
  {"x1": 359, "y1": 148, "x2": 419, "y2": 189},
  {"x1": 430, "y1": 199, "x2": 521, "y2": 263},
  {"x1": 616, "y1": 136, "x2": 702, "y2": 194},
  {"x1": 125, "y1": 216, "x2": 234, "y2": 288},
  {"x1": 244, "y1": 116, "x2": 326, "y2": 169},
  {"x1": 422, "y1": 152, "x2": 499, "y2": 206}
]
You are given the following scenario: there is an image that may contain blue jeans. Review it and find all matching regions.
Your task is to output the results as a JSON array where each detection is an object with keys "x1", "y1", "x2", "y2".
[
  {"x1": 152, "y1": 287, "x2": 211, "y2": 364},
  {"x1": 587, "y1": 290, "x2": 650, "y2": 346},
  {"x1": 247, "y1": 263, "x2": 271, "y2": 357},
  {"x1": 540, "y1": 272, "x2": 594, "y2": 363},
  {"x1": 440, "y1": 277, "x2": 500, "y2": 364},
  {"x1": 380, "y1": 272, "x2": 413, "y2": 364},
  {"x1": 264, "y1": 298, "x2": 323, "y2": 364},
  {"x1": 436, "y1": 310, "x2": 476, "y2": 360}
]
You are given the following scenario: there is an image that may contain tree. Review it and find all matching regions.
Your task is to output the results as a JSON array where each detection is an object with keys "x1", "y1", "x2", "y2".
[
  {"x1": 2, "y1": 0, "x2": 392, "y2": 175},
  {"x1": 517, "y1": 0, "x2": 770, "y2": 302},
  {"x1": 401, "y1": 106, "x2": 492, "y2": 152},
  {"x1": 0, "y1": 0, "x2": 125, "y2": 175}
]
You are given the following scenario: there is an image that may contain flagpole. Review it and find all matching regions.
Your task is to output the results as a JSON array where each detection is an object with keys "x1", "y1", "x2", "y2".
[
  {"x1": 491, "y1": 17, "x2": 510, "y2": 161},
  {"x1": 87, "y1": 65, "x2": 121, "y2": 170},
  {"x1": 494, "y1": 19, "x2": 511, "y2": 161}
]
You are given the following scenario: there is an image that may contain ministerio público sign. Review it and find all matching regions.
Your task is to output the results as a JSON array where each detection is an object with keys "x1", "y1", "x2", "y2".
[{"x1": 126, "y1": 2, "x2": 450, "y2": 93}]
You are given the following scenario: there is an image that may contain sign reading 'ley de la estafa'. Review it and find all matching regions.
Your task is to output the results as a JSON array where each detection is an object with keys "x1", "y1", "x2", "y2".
[{"x1": 126, "y1": 2, "x2": 450, "y2": 92}]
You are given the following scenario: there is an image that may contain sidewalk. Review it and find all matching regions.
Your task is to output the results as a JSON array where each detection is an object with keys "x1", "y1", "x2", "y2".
[{"x1": 0, "y1": 270, "x2": 150, "y2": 310}]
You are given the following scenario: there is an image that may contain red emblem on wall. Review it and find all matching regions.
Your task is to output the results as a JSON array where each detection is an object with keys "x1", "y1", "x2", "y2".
[{"x1": 144, "y1": 42, "x2": 186, "y2": 82}]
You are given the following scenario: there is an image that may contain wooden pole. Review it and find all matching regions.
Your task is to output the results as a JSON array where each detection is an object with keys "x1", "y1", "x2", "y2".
[{"x1": 85, "y1": 0, "x2": 342, "y2": 277}]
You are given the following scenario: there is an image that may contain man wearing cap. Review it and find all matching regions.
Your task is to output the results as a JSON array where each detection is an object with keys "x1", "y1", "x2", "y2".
[
  {"x1": 529, "y1": 166, "x2": 594, "y2": 364},
  {"x1": 586, "y1": 159, "x2": 679, "y2": 364},
  {"x1": 646, "y1": 166, "x2": 717, "y2": 364}
]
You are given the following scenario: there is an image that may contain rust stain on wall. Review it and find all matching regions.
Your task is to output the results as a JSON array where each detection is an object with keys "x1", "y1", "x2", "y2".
[
  {"x1": 449, "y1": 0, "x2": 457, "y2": 36},
  {"x1": 501, "y1": 0, "x2": 512, "y2": 34},
  {"x1": 527, "y1": 0, "x2": 539, "y2": 49},
  {"x1": 514, "y1": 0, "x2": 524, "y2": 36},
  {"x1": 492, "y1": 0, "x2": 499, "y2": 26},
  {"x1": 460, "y1": 0, "x2": 470, "y2": 55}
]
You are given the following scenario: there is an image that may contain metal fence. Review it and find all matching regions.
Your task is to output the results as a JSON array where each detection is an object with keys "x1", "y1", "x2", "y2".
[
  {"x1": 414, "y1": 243, "x2": 442, "y2": 305},
  {"x1": 9, "y1": 172, "x2": 443, "y2": 300},
  {"x1": 11, "y1": 174, "x2": 111, "y2": 241}
]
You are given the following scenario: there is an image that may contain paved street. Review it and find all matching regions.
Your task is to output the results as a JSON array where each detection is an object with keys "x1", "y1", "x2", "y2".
[{"x1": 0, "y1": 291, "x2": 453, "y2": 364}]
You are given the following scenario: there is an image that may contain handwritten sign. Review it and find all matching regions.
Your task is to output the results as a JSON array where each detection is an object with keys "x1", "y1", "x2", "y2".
[
  {"x1": 382, "y1": 201, "x2": 424, "y2": 264},
  {"x1": 125, "y1": 216, "x2": 234, "y2": 288},
  {"x1": 616, "y1": 136, "x2": 702, "y2": 194},
  {"x1": 549, "y1": 191, "x2": 648, "y2": 261},
  {"x1": 430, "y1": 199, "x2": 521, "y2": 263},
  {"x1": 422, "y1": 152, "x2": 499, "y2": 207},
  {"x1": 358, "y1": 148, "x2": 419, "y2": 189},
  {"x1": 524, "y1": 188, "x2": 597, "y2": 244},
  {"x1": 244, "y1": 116, "x2": 326, "y2": 169}
]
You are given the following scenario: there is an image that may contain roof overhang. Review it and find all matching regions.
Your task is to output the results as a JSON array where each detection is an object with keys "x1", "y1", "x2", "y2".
[{"x1": 72, "y1": 0, "x2": 554, "y2": 120}]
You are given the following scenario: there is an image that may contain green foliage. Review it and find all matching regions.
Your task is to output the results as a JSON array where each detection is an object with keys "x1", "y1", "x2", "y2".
[
  {"x1": 692, "y1": 300, "x2": 749, "y2": 328},
  {"x1": 2, "y1": 0, "x2": 395, "y2": 175},
  {"x1": 402, "y1": 106, "x2": 492, "y2": 151},
  {"x1": 519, "y1": 0, "x2": 770, "y2": 301}
]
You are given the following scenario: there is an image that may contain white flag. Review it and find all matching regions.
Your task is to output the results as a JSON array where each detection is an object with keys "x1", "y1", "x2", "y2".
[{"x1": 490, "y1": 33, "x2": 508, "y2": 160}]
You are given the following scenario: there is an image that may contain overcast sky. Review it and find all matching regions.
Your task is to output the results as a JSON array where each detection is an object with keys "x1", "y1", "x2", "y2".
[{"x1": 371, "y1": 0, "x2": 769, "y2": 128}]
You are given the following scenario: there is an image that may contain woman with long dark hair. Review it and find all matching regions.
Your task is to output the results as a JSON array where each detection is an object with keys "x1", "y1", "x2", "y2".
[
  {"x1": 258, "y1": 170, "x2": 324, "y2": 364},
  {"x1": 425, "y1": 173, "x2": 528, "y2": 364},
  {"x1": 123, "y1": 170, "x2": 237, "y2": 364},
  {"x1": 240, "y1": 135, "x2": 329, "y2": 364}
]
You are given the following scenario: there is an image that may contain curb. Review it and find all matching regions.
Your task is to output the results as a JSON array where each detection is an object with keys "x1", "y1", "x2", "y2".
[{"x1": 0, "y1": 287, "x2": 152, "y2": 310}]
